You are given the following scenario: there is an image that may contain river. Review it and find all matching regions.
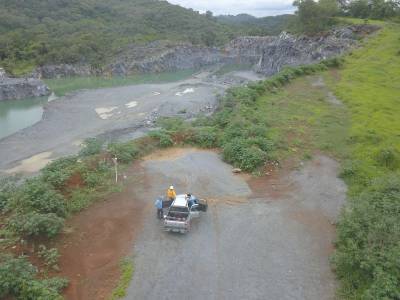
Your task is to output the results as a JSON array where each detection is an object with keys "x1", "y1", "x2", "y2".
[{"x1": 0, "y1": 97, "x2": 48, "y2": 140}]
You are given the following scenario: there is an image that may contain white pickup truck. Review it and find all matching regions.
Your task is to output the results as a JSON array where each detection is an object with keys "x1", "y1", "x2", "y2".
[{"x1": 163, "y1": 194, "x2": 207, "y2": 233}]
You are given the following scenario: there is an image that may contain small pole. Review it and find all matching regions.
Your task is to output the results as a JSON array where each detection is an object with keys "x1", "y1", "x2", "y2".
[{"x1": 112, "y1": 157, "x2": 118, "y2": 183}]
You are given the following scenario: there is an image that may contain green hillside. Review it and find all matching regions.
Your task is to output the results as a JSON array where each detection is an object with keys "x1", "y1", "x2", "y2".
[
  {"x1": 0, "y1": 0, "x2": 236, "y2": 75},
  {"x1": 327, "y1": 20, "x2": 400, "y2": 299},
  {"x1": 216, "y1": 14, "x2": 295, "y2": 35}
]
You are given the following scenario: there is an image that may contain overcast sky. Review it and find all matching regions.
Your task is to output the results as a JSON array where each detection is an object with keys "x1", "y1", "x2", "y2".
[{"x1": 167, "y1": 0, "x2": 296, "y2": 17}]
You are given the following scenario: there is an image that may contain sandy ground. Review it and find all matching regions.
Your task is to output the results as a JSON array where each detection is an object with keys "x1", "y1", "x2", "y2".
[
  {"x1": 0, "y1": 70, "x2": 263, "y2": 175},
  {"x1": 121, "y1": 149, "x2": 346, "y2": 300}
]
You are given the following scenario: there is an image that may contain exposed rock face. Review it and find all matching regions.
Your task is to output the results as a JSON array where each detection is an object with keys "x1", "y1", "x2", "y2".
[
  {"x1": 33, "y1": 25, "x2": 379, "y2": 79},
  {"x1": 228, "y1": 25, "x2": 379, "y2": 75},
  {"x1": 0, "y1": 73, "x2": 50, "y2": 101},
  {"x1": 33, "y1": 64, "x2": 92, "y2": 79},
  {"x1": 107, "y1": 43, "x2": 221, "y2": 75},
  {"x1": 255, "y1": 29, "x2": 351, "y2": 75}
]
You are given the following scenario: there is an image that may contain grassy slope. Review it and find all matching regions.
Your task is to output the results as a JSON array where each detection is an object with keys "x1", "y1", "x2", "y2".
[
  {"x1": 262, "y1": 75, "x2": 349, "y2": 163},
  {"x1": 328, "y1": 21, "x2": 400, "y2": 193},
  {"x1": 324, "y1": 21, "x2": 400, "y2": 298}
]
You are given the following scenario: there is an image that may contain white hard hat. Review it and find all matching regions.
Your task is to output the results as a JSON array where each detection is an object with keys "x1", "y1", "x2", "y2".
[{"x1": 169, "y1": 185, "x2": 174, "y2": 190}]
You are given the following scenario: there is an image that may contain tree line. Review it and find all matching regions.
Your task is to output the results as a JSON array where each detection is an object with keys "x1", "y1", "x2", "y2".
[{"x1": 293, "y1": 0, "x2": 400, "y2": 34}]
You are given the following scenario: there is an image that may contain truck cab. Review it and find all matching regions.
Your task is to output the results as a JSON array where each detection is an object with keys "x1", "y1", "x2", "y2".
[{"x1": 163, "y1": 194, "x2": 207, "y2": 233}]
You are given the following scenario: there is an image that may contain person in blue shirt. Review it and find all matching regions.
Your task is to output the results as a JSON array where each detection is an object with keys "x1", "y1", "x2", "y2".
[
  {"x1": 155, "y1": 197, "x2": 163, "y2": 219},
  {"x1": 186, "y1": 193, "x2": 198, "y2": 208}
]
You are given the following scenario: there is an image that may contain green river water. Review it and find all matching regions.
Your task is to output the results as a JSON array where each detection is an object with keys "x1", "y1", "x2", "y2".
[
  {"x1": 0, "y1": 97, "x2": 47, "y2": 140},
  {"x1": 0, "y1": 69, "x2": 197, "y2": 140}
]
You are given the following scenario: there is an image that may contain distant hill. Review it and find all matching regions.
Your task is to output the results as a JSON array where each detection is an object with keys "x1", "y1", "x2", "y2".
[
  {"x1": 216, "y1": 14, "x2": 296, "y2": 35},
  {"x1": 0, "y1": 0, "x2": 236, "y2": 75}
]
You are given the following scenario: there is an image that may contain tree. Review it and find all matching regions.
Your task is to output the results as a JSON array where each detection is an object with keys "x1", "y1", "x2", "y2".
[
  {"x1": 347, "y1": 0, "x2": 400, "y2": 19},
  {"x1": 293, "y1": 0, "x2": 339, "y2": 34},
  {"x1": 348, "y1": 0, "x2": 371, "y2": 18}
]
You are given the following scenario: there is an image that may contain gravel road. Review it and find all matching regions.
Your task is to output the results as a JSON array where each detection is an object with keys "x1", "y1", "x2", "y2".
[{"x1": 124, "y1": 149, "x2": 346, "y2": 300}]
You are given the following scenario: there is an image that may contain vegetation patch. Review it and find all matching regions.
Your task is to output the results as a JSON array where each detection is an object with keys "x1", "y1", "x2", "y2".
[
  {"x1": 325, "y1": 20, "x2": 400, "y2": 299},
  {"x1": 153, "y1": 59, "x2": 346, "y2": 173},
  {"x1": 0, "y1": 136, "x2": 158, "y2": 298},
  {"x1": 109, "y1": 258, "x2": 134, "y2": 300}
]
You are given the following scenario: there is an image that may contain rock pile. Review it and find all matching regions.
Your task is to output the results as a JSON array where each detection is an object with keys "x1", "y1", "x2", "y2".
[{"x1": 0, "y1": 69, "x2": 50, "y2": 101}]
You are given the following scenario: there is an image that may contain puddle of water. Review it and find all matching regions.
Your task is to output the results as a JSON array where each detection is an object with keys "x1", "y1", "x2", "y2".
[{"x1": 0, "y1": 96, "x2": 48, "y2": 140}]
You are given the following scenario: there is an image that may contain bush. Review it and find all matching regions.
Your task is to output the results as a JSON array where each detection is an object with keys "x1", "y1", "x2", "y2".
[
  {"x1": 223, "y1": 139, "x2": 267, "y2": 171},
  {"x1": 38, "y1": 245, "x2": 60, "y2": 271},
  {"x1": 8, "y1": 212, "x2": 64, "y2": 239},
  {"x1": 41, "y1": 156, "x2": 79, "y2": 189},
  {"x1": 375, "y1": 147, "x2": 399, "y2": 170},
  {"x1": 0, "y1": 254, "x2": 67, "y2": 300},
  {"x1": 0, "y1": 177, "x2": 17, "y2": 212},
  {"x1": 66, "y1": 189, "x2": 93, "y2": 213},
  {"x1": 157, "y1": 117, "x2": 189, "y2": 132},
  {"x1": 11, "y1": 178, "x2": 66, "y2": 217},
  {"x1": 79, "y1": 138, "x2": 103, "y2": 157},
  {"x1": 333, "y1": 173, "x2": 400, "y2": 299},
  {"x1": 191, "y1": 127, "x2": 219, "y2": 148},
  {"x1": 148, "y1": 130, "x2": 174, "y2": 148},
  {"x1": 108, "y1": 142, "x2": 139, "y2": 164}
]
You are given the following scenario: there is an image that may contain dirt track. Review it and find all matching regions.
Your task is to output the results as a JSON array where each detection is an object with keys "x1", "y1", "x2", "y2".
[
  {"x1": 123, "y1": 149, "x2": 346, "y2": 300},
  {"x1": 53, "y1": 148, "x2": 346, "y2": 299}
]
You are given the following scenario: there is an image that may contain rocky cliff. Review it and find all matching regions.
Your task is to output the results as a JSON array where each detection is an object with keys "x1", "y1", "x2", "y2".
[
  {"x1": 33, "y1": 25, "x2": 379, "y2": 79},
  {"x1": 0, "y1": 68, "x2": 50, "y2": 101}
]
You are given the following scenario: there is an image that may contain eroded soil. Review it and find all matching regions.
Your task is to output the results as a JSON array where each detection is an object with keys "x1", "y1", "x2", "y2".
[{"x1": 56, "y1": 163, "x2": 148, "y2": 300}]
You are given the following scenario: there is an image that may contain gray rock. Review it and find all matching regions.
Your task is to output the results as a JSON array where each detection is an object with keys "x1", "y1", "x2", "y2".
[
  {"x1": 31, "y1": 25, "x2": 379, "y2": 79},
  {"x1": 33, "y1": 64, "x2": 93, "y2": 79},
  {"x1": 0, "y1": 77, "x2": 50, "y2": 101},
  {"x1": 0, "y1": 68, "x2": 7, "y2": 79}
]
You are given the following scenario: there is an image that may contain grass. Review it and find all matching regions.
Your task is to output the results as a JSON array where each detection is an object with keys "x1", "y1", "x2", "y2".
[
  {"x1": 109, "y1": 258, "x2": 134, "y2": 300},
  {"x1": 326, "y1": 21, "x2": 400, "y2": 194},
  {"x1": 260, "y1": 75, "x2": 349, "y2": 163},
  {"x1": 45, "y1": 69, "x2": 196, "y2": 96},
  {"x1": 323, "y1": 20, "x2": 400, "y2": 299}
]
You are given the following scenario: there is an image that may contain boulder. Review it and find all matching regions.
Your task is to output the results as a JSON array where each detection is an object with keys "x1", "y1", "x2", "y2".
[{"x1": 0, "y1": 77, "x2": 50, "y2": 101}]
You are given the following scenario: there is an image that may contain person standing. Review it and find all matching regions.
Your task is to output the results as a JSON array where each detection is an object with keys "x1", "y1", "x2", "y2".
[
  {"x1": 155, "y1": 197, "x2": 163, "y2": 219},
  {"x1": 166, "y1": 185, "x2": 176, "y2": 201}
]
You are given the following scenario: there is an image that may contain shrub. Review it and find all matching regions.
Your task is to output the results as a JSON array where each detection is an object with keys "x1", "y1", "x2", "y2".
[
  {"x1": 333, "y1": 174, "x2": 400, "y2": 299},
  {"x1": 322, "y1": 57, "x2": 344, "y2": 68},
  {"x1": 375, "y1": 147, "x2": 399, "y2": 170},
  {"x1": 0, "y1": 254, "x2": 67, "y2": 299},
  {"x1": 239, "y1": 146, "x2": 267, "y2": 171},
  {"x1": 148, "y1": 130, "x2": 174, "y2": 148},
  {"x1": 79, "y1": 138, "x2": 103, "y2": 157},
  {"x1": 66, "y1": 189, "x2": 93, "y2": 213},
  {"x1": 38, "y1": 245, "x2": 60, "y2": 271},
  {"x1": 192, "y1": 127, "x2": 219, "y2": 148},
  {"x1": 0, "y1": 177, "x2": 17, "y2": 212},
  {"x1": 157, "y1": 117, "x2": 189, "y2": 132},
  {"x1": 41, "y1": 156, "x2": 79, "y2": 189},
  {"x1": 8, "y1": 212, "x2": 64, "y2": 239},
  {"x1": 223, "y1": 139, "x2": 267, "y2": 171},
  {"x1": 108, "y1": 142, "x2": 139, "y2": 164},
  {"x1": 11, "y1": 178, "x2": 66, "y2": 217}
]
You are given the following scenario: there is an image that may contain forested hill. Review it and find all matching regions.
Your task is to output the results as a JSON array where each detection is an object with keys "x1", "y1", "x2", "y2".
[
  {"x1": 0, "y1": 0, "x2": 239, "y2": 75},
  {"x1": 216, "y1": 14, "x2": 296, "y2": 35}
]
